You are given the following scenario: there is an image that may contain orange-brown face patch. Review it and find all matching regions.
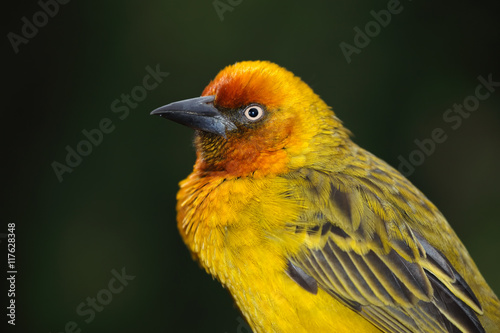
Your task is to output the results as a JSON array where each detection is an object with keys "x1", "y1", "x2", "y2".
[{"x1": 194, "y1": 114, "x2": 296, "y2": 178}]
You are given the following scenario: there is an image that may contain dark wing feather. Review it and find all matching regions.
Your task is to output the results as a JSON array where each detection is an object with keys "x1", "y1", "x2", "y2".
[{"x1": 285, "y1": 167, "x2": 485, "y2": 333}]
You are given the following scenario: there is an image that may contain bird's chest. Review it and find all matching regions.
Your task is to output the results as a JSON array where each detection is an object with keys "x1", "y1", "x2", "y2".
[
  {"x1": 176, "y1": 175, "x2": 301, "y2": 318},
  {"x1": 175, "y1": 173, "x2": 382, "y2": 333},
  {"x1": 176, "y1": 174, "x2": 291, "y2": 280}
]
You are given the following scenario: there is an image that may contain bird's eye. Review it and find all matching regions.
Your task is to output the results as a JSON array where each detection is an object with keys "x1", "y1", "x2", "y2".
[{"x1": 243, "y1": 105, "x2": 265, "y2": 121}]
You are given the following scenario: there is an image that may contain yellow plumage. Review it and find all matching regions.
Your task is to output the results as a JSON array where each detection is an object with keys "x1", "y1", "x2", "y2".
[{"x1": 153, "y1": 61, "x2": 500, "y2": 332}]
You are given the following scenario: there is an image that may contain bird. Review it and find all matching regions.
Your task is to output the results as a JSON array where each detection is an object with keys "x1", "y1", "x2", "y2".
[{"x1": 151, "y1": 61, "x2": 500, "y2": 332}]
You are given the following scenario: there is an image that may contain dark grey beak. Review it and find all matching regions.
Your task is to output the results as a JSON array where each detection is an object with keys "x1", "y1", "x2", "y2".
[{"x1": 150, "y1": 96, "x2": 236, "y2": 138}]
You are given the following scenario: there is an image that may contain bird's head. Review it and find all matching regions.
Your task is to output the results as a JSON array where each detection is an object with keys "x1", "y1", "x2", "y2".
[{"x1": 152, "y1": 61, "x2": 351, "y2": 177}]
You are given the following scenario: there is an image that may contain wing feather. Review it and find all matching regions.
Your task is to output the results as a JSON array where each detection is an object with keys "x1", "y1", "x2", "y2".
[{"x1": 285, "y1": 167, "x2": 485, "y2": 333}]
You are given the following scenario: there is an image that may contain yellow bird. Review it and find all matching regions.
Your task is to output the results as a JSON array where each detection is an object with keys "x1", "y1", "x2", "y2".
[{"x1": 151, "y1": 61, "x2": 500, "y2": 332}]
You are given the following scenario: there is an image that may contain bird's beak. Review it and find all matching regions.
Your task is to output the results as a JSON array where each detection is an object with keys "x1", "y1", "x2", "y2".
[{"x1": 150, "y1": 95, "x2": 236, "y2": 138}]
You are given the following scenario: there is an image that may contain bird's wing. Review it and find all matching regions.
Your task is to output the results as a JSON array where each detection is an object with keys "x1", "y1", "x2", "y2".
[{"x1": 284, "y1": 165, "x2": 485, "y2": 333}]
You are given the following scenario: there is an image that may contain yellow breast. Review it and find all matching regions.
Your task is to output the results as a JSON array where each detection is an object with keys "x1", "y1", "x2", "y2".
[{"x1": 176, "y1": 173, "x2": 381, "y2": 332}]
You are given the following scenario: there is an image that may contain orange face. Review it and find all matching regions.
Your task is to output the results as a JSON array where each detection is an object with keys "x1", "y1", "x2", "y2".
[{"x1": 196, "y1": 61, "x2": 312, "y2": 177}]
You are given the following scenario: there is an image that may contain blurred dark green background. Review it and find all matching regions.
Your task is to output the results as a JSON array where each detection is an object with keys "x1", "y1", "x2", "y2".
[{"x1": 4, "y1": 0, "x2": 500, "y2": 332}]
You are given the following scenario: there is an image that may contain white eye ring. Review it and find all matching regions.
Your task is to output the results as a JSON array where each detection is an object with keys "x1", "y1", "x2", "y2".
[{"x1": 243, "y1": 105, "x2": 265, "y2": 121}]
